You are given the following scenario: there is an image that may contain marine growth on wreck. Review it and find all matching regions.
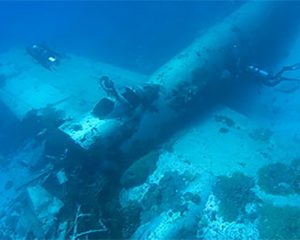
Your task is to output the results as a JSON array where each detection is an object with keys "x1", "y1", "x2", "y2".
[{"x1": 1, "y1": 1, "x2": 300, "y2": 239}]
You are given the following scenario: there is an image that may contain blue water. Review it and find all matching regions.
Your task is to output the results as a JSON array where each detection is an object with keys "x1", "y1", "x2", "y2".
[
  {"x1": 0, "y1": 1, "x2": 240, "y2": 73},
  {"x1": 1, "y1": 1, "x2": 300, "y2": 239}
]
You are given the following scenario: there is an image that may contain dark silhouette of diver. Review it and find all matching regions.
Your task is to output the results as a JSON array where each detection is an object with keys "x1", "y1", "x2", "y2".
[
  {"x1": 246, "y1": 63, "x2": 300, "y2": 88},
  {"x1": 26, "y1": 43, "x2": 62, "y2": 71}
]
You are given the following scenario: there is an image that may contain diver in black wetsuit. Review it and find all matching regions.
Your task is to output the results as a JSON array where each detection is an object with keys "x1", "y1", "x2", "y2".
[
  {"x1": 27, "y1": 43, "x2": 62, "y2": 71},
  {"x1": 245, "y1": 63, "x2": 300, "y2": 88}
]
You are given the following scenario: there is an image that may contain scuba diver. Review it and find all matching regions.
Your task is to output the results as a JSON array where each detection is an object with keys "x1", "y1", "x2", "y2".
[
  {"x1": 93, "y1": 75, "x2": 159, "y2": 119},
  {"x1": 228, "y1": 42, "x2": 300, "y2": 92},
  {"x1": 246, "y1": 63, "x2": 300, "y2": 88},
  {"x1": 26, "y1": 43, "x2": 62, "y2": 71}
]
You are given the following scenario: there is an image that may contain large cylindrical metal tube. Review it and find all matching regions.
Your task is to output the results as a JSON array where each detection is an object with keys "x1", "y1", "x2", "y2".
[
  {"x1": 119, "y1": 1, "x2": 300, "y2": 155},
  {"x1": 149, "y1": 1, "x2": 299, "y2": 109},
  {"x1": 60, "y1": 1, "x2": 300, "y2": 156}
]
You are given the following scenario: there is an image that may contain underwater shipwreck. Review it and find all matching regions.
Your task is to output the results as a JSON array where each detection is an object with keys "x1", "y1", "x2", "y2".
[{"x1": 1, "y1": 1, "x2": 300, "y2": 239}]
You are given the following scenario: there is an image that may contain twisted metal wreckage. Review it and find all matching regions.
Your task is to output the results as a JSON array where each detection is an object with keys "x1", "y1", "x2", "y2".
[
  {"x1": 0, "y1": 1, "x2": 300, "y2": 239},
  {"x1": 60, "y1": 1, "x2": 300, "y2": 153}
]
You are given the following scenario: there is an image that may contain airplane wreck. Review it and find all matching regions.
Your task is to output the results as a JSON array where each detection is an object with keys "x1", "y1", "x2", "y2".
[{"x1": 1, "y1": 1, "x2": 300, "y2": 239}]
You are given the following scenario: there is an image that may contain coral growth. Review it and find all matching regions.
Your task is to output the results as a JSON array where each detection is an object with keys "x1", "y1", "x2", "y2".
[
  {"x1": 120, "y1": 201, "x2": 142, "y2": 239},
  {"x1": 258, "y1": 163, "x2": 294, "y2": 195},
  {"x1": 258, "y1": 203, "x2": 300, "y2": 239},
  {"x1": 168, "y1": 81, "x2": 199, "y2": 110},
  {"x1": 214, "y1": 115, "x2": 235, "y2": 127},
  {"x1": 212, "y1": 172, "x2": 257, "y2": 222},
  {"x1": 249, "y1": 127, "x2": 273, "y2": 142},
  {"x1": 197, "y1": 195, "x2": 259, "y2": 240},
  {"x1": 141, "y1": 171, "x2": 199, "y2": 223},
  {"x1": 257, "y1": 159, "x2": 300, "y2": 195}
]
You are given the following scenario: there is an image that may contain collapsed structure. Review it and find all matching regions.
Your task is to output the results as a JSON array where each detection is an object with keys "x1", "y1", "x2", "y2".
[{"x1": 0, "y1": 1, "x2": 300, "y2": 239}]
